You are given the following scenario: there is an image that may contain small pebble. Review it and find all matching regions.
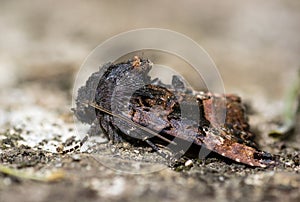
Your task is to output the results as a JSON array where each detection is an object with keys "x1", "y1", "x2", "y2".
[
  {"x1": 71, "y1": 154, "x2": 81, "y2": 161},
  {"x1": 185, "y1": 159, "x2": 193, "y2": 167},
  {"x1": 56, "y1": 144, "x2": 64, "y2": 153},
  {"x1": 3, "y1": 177, "x2": 12, "y2": 186},
  {"x1": 55, "y1": 163, "x2": 63, "y2": 168}
]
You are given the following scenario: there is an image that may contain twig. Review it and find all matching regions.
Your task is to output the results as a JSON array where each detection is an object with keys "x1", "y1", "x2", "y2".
[{"x1": 0, "y1": 164, "x2": 65, "y2": 182}]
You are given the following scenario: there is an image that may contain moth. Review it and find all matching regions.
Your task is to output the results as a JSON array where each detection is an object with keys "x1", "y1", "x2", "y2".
[{"x1": 73, "y1": 56, "x2": 274, "y2": 167}]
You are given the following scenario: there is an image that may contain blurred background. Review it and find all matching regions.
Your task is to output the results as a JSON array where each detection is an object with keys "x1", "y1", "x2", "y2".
[
  {"x1": 0, "y1": 1, "x2": 299, "y2": 201},
  {"x1": 0, "y1": 0, "x2": 299, "y2": 117}
]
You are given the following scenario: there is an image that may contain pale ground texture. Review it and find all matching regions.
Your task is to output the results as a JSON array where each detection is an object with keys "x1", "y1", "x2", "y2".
[{"x1": 0, "y1": 1, "x2": 300, "y2": 202}]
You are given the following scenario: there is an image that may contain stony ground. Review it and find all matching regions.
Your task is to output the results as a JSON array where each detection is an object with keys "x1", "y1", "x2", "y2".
[
  {"x1": 0, "y1": 81, "x2": 299, "y2": 202},
  {"x1": 0, "y1": 1, "x2": 300, "y2": 202}
]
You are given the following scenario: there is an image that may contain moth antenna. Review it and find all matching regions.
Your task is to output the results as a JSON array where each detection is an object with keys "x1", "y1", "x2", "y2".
[{"x1": 85, "y1": 102, "x2": 177, "y2": 146}]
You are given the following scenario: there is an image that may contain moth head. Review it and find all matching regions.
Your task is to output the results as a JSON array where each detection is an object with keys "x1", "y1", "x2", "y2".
[{"x1": 131, "y1": 56, "x2": 152, "y2": 75}]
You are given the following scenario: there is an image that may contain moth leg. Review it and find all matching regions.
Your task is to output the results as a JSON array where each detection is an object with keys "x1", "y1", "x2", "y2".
[
  {"x1": 109, "y1": 122, "x2": 124, "y2": 143},
  {"x1": 98, "y1": 115, "x2": 110, "y2": 139},
  {"x1": 144, "y1": 139, "x2": 170, "y2": 159},
  {"x1": 143, "y1": 138, "x2": 185, "y2": 166},
  {"x1": 98, "y1": 115, "x2": 124, "y2": 143}
]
